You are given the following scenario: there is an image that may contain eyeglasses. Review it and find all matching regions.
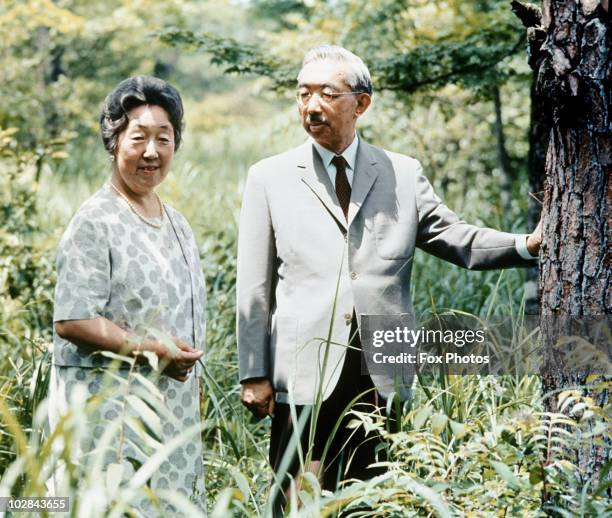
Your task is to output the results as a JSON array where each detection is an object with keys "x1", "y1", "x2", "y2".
[{"x1": 295, "y1": 89, "x2": 365, "y2": 105}]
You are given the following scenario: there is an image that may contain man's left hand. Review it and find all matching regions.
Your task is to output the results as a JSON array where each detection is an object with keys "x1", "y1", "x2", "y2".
[
  {"x1": 240, "y1": 378, "x2": 275, "y2": 419},
  {"x1": 526, "y1": 218, "x2": 543, "y2": 256}
]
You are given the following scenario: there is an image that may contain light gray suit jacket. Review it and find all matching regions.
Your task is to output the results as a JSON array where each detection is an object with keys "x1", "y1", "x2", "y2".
[{"x1": 237, "y1": 139, "x2": 531, "y2": 404}]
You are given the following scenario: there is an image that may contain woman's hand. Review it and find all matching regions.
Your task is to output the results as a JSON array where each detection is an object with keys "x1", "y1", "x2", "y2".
[
  {"x1": 54, "y1": 317, "x2": 203, "y2": 382},
  {"x1": 154, "y1": 338, "x2": 203, "y2": 382}
]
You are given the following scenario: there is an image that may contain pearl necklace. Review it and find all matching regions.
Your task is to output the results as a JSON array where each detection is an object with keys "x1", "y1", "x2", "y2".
[{"x1": 109, "y1": 182, "x2": 164, "y2": 229}]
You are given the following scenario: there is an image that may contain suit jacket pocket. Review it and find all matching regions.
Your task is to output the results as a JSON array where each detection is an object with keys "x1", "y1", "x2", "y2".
[
  {"x1": 374, "y1": 217, "x2": 416, "y2": 260},
  {"x1": 270, "y1": 315, "x2": 298, "y2": 394}
]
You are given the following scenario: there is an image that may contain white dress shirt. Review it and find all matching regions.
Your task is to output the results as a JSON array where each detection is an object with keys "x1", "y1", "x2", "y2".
[{"x1": 311, "y1": 133, "x2": 359, "y2": 188}]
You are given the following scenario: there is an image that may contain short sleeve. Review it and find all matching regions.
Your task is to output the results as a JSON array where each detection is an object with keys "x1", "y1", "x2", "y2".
[{"x1": 53, "y1": 215, "x2": 111, "y2": 322}]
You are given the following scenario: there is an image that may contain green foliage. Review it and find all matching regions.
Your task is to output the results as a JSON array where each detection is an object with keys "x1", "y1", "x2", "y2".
[
  {"x1": 157, "y1": 27, "x2": 297, "y2": 90},
  {"x1": 375, "y1": 28, "x2": 524, "y2": 94},
  {"x1": 250, "y1": 0, "x2": 314, "y2": 30},
  {"x1": 0, "y1": 357, "x2": 207, "y2": 514},
  {"x1": 0, "y1": 127, "x2": 55, "y2": 476},
  {"x1": 158, "y1": 0, "x2": 529, "y2": 99},
  {"x1": 0, "y1": 1, "x2": 607, "y2": 516},
  {"x1": 0, "y1": 130, "x2": 55, "y2": 336}
]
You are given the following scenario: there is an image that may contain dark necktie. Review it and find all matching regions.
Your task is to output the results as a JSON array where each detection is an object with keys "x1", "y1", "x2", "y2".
[{"x1": 332, "y1": 155, "x2": 351, "y2": 219}]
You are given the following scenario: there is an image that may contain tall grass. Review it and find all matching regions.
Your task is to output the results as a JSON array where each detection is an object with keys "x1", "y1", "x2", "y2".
[{"x1": 1, "y1": 112, "x2": 609, "y2": 517}]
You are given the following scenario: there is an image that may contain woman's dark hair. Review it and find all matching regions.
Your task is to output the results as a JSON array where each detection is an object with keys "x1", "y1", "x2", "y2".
[{"x1": 100, "y1": 76, "x2": 184, "y2": 154}]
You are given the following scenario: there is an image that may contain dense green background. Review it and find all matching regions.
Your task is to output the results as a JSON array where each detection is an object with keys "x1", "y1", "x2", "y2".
[{"x1": 1, "y1": 1, "x2": 607, "y2": 516}]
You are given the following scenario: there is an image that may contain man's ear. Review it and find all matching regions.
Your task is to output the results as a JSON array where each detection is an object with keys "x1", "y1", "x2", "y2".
[{"x1": 355, "y1": 93, "x2": 371, "y2": 117}]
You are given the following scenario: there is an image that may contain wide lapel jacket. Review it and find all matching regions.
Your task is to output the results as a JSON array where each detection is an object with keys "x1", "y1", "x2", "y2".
[
  {"x1": 237, "y1": 138, "x2": 532, "y2": 404},
  {"x1": 297, "y1": 141, "x2": 347, "y2": 232}
]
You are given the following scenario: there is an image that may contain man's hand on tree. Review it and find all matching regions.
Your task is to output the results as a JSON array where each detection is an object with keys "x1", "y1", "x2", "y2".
[
  {"x1": 526, "y1": 218, "x2": 543, "y2": 256},
  {"x1": 240, "y1": 378, "x2": 275, "y2": 419}
]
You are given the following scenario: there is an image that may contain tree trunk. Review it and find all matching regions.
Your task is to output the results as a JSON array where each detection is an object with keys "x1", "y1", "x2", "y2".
[
  {"x1": 513, "y1": 0, "x2": 611, "y2": 507},
  {"x1": 538, "y1": 1, "x2": 610, "y2": 318}
]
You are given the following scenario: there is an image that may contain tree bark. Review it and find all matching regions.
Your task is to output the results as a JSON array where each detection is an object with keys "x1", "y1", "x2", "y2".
[
  {"x1": 538, "y1": 1, "x2": 610, "y2": 318},
  {"x1": 513, "y1": 0, "x2": 611, "y2": 507}
]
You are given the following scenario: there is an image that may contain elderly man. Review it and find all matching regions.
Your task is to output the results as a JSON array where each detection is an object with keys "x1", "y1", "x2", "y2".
[{"x1": 237, "y1": 45, "x2": 541, "y2": 496}]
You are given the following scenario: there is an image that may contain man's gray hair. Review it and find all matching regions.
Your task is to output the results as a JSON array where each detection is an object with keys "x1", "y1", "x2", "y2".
[{"x1": 299, "y1": 45, "x2": 373, "y2": 95}]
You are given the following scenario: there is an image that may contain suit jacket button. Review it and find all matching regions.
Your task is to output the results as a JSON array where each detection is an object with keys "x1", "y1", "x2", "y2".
[{"x1": 350, "y1": 271, "x2": 358, "y2": 280}]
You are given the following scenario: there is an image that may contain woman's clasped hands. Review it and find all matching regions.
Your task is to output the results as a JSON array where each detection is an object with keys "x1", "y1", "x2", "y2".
[{"x1": 136, "y1": 336, "x2": 203, "y2": 382}]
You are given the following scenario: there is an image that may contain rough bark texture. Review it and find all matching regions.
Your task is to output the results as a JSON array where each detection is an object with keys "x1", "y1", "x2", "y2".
[
  {"x1": 513, "y1": 0, "x2": 611, "y2": 505},
  {"x1": 539, "y1": 2, "x2": 610, "y2": 318}
]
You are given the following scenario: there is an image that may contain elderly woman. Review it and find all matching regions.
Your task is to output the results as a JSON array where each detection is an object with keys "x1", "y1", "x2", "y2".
[{"x1": 50, "y1": 76, "x2": 206, "y2": 510}]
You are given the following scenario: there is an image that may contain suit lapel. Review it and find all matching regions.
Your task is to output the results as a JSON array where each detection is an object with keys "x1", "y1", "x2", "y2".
[
  {"x1": 348, "y1": 140, "x2": 380, "y2": 227},
  {"x1": 297, "y1": 142, "x2": 348, "y2": 230}
]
